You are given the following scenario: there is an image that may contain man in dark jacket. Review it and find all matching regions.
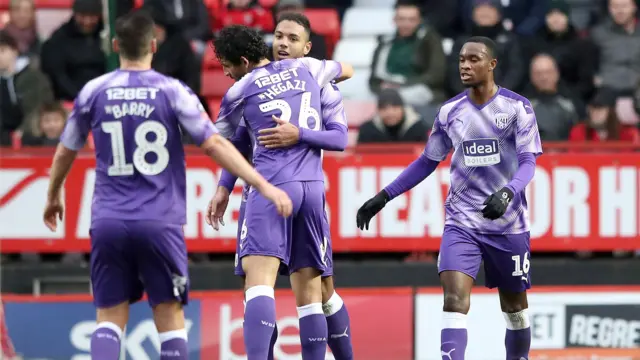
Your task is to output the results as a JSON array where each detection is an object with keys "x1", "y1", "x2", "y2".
[
  {"x1": 357, "y1": 89, "x2": 429, "y2": 144},
  {"x1": 150, "y1": 13, "x2": 200, "y2": 93},
  {"x1": 447, "y1": 0, "x2": 526, "y2": 95},
  {"x1": 0, "y1": 31, "x2": 53, "y2": 145},
  {"x1": 40, "y1": 0, "x2": 105, "y2": 101},
  {"x1": 522, "y1": 0, "x2": 597, "y2": 100}
]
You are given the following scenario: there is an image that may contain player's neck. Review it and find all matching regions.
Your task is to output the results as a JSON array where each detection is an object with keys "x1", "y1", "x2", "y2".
[
  {"x1": 468, "y1": 82, "x2": 498, "y2": 106},
  {"x1": 119, "y1": 57, "x2": 153, "y2": 71},
  {"x1": 250, "y1": 58, "x2": 271, "y2": 71}
]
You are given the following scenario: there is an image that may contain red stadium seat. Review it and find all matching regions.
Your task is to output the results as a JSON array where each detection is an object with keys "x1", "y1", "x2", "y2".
[
  {"x1": 258, "y1": 0, "x2": 278, "y2": 8},
  {"x1": 208, "y1": 98, "x2": 222, "y2": 121},
  {"x1": 304, "y1": 8, "x2": 341, "y2": 57},
  {"x1": 33, "y1": 0, "x2": 73, "y2": 8},
  {"x1": 202, "y1": 42, "x2": 222, "y2": 69},
  {"x1": 62, "y1": 101, "x2": 74, "y2": 111},
  {"x1": 200, "y1": 70, "x2": 234, "y2": 98}
]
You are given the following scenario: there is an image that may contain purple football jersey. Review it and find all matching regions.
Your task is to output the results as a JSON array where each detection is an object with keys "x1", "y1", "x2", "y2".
[
  {"x1": 216, "y1": 58, "x2": 342, "y2": 185},
  {"x1": 424, "y1": 87, "x2": 543, "y2": 234},
  {"x1": 60, "y1": 70, "x2": 218, "y2": 225}
]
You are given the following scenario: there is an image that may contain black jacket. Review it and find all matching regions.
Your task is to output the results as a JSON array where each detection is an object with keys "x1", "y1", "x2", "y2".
[
  {"x1": 152, "y1": 33, "x2": 200, "y2": 93},
  {"x1": 41, "y1": 18, "x2": 105, "y2": 100},
  {"x1": 522, "y1": 24, "x2": 597, "y2": 100},
  {"x1": 357, "y1": 106, "x2": 429, "y2": 144}
]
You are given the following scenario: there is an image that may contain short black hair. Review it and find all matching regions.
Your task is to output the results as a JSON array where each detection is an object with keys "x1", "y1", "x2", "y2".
[
  {"x1": 276, "y1": 12, "x2": 312, "y2": 38},
  {"x1": 213, "y1": 25, "x2": 270, "y2": 65},
  {"x1": 0, "y1": 31, "x2": 19, "y2": 51},
  {"x1": 114, "y1": 10, "x2": 155, "y2": 60},
  {"x1": 394, "y1": 0, "x2": 420, "y2": 10},
  {"x1": 465, "y1": 36, "x2": 498, "y2": 59}
]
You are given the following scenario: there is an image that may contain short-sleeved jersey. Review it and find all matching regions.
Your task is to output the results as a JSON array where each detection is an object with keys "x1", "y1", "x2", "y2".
[
  {"x1": 216, "y1": 58, "x2": 342, "y2": 185},
  {"x1": 424, "y1": 87, "x2": 542, "y2": 234},
  {"x1": 60, "y1": 69, "x2": 218, "y2": 225}
]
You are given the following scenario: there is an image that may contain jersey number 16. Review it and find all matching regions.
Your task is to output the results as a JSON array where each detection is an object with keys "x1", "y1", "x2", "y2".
[{"x1": 101, "y1": 120, "x2": 170, "y2": 176}]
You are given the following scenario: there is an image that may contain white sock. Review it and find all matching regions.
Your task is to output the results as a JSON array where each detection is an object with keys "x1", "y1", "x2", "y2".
[
  {"x1": 322, "y1": 291, "x2": 344, "y2": 316},
  {"x1": 442, "y1": 311, "x2": 467, "y2": 329},
  {"x1": 158, "y1": 328, "x2": 188, "y2": 343},
  {"x1": 503, "y1": 309, "x2": 531, "y2": 330},
  {"x1": 297, "y1": 303, "x2": 324, "y2": 319}
]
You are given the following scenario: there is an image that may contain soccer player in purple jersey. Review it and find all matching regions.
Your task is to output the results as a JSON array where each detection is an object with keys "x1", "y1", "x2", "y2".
[
  {"x1": 206, "y1": 13, "x2": 354, "y2": 360},
  {"x1": 209, "y1": 25, "x2": 353, "y2": 360},
  {"x1": 41, "y1": 11, "x2": 292, "y2": 360},
  {"x1": 356, "y1": 37, "x2": 542, "y2": 360}
]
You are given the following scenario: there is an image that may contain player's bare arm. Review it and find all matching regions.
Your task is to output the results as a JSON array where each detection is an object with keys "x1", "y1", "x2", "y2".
[
  {"x1": 206, "y1": 185, "x2": 230, "y2": 230},
  {"x1": 44, "y1": 144, "x2": 78, "y2": 231},
  {"x1": 335, "y1": 62, "x2": 354, "y2": 83},
  {"x1": 201, "y1": 134, "x2": 293, "y2": 217}
]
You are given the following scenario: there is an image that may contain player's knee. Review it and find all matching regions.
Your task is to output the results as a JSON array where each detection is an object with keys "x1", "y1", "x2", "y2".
[
  {"x1": 501, "y1": 301, "x2": 528, "y2": 314},
  {"x1": 152, "y1": 301, "x2": 185, "y2": 333},
  {"x1": 291, "y1": 267, "x2": 322, "y2": 306},
  {"x1": 243, "y1": 255, "x2": 280, "y2": 289},
  {"x1": 321, "y1": 276, "x2": 335, "y2": 304},
  {"x1": 442, "y1": 292, "x2": 470, "y2": 314},
  {"x1": 96, "y1": 301, "x2": 129, "y2": 329}
]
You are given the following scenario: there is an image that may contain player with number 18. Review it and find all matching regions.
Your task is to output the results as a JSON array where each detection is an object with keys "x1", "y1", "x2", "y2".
[{"x1": 42, "y1": 11, "x2": 291, "y2": 360}]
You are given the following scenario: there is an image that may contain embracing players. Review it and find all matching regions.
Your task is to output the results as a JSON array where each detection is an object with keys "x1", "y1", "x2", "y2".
[
  {"x1": 210, "y1": 25, "x2": 352, "y2": 359},
  {"x1": 357, "y1": 36, "x2": 542, "y2": 360},
  {"x1": 207, "y1": 13, "x2": 354, "y2": 359},
  {"x1": 42, "y1": 11, "x2": 291, "y2": 360}
]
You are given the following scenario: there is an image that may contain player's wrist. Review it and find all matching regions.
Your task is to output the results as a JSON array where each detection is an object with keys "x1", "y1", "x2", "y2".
[{"x1": 216, "y1": 185, "x2": 231, "y2": 197}]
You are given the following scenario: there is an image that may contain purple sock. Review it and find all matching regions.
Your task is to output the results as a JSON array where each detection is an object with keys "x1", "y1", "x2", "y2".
[
  {"x1": 244, "y1": 286, "x2": 277, "y2": 360},
  {"x1": 441, "y1": 312, "x2": 468, "y2": 360},
  {"x1": 267, "y1": 324, "x2": 279, "y2": 360},
  {"x1": 324, "y1": 293, "x2": 353, "y2": 360},
  {"x1": 504, "y1": 310, "x2": 531, "y2": 360},
  {"x1": 298, "y1": 303, "x2": 328, "y2": 360},
  {"x1": 90, "y1": 324, "x2": 121, "y2": 360},
  {"x1": 160, "y1": 338, "x2": 188, "y2": 359}
]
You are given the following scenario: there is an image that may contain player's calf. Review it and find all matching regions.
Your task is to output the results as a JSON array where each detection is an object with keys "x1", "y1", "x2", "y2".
[
  {"x1": 91, "y1": 302, "x2": 129, "y2": 360},
  {"x1": 499, "y1": 290, "x2": 531, "y2": 360},
  {"x1": 152, "y1": 301, "x2": 188, "y2": 360},
  {"x1": 440, "y1": 271, "x2": 474, "y2": 360},
  {"x1": 243, "y1": 255, "x2": 280, "y2": 360},
  {"x1": 291, "y1": 268, "x2": 327, "y2": 360},
  {"x1": 321, "y1": 277, "x2": 354, "y2": 360}
]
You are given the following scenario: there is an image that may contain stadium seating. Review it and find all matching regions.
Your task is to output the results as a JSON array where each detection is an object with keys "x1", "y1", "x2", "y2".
[
  {"x1": 208, "y1": 98, "x2": 222, "y2": 120},
  {"x1": 202, "y1": 42, "x2": 222, "y2": 69},
  {"x1": 304, "y1": 8, "x2": 340, "y2": 57},
  {"x1": 341, "y1": 7, "x2": 395, "y2": 38},
  {"x1": 343, "y1": 99, "x2": 377, "y2": 129},
  {"x1": 200, "y1": 70, "x2": 234, "y2": 98},
  {"x1": 334, "y1": 67, "x2": 375, "y2": 101},
  {"x1": 353, "y1": 0, "x2": 396, "y2": 7},
  {"x1": 333, "y1": 37, "x2": 377, "y2": 68}
]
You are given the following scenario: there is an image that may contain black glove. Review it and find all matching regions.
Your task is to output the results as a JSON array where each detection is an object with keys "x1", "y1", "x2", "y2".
[
  {"x1": 356, "y1": 190, "x2": 389, "y2": 230},
  {"x1": 482, "y1": 187, "x2": 514, "y2": 220}
]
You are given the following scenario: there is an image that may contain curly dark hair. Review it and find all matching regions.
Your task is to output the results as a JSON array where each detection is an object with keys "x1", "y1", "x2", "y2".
[{"x1": 213, "y1": 25, "x2": 270, "y2": 65}]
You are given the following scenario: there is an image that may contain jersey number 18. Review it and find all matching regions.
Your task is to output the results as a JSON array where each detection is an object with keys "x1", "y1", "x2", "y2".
[{"x1": 101, "y1": 120, "x2": 170, "y2": 176}]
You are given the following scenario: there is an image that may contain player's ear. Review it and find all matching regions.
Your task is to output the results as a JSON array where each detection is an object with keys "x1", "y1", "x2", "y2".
[
  {"x1": 489, "y1": 58, "x2": 497, "y2": 71},
  {"x1": 304, "y1": 41, "x2": 311, "y2": 56},
  {"x1": 111, "y1": 38, "x2": 119, "y2": 54},
  {"x1": 150, "y1": 38, "x2": 157, "y2": 54},
  {"x1": 241, "y1": 56, "x2": 250, "y2": 69}
]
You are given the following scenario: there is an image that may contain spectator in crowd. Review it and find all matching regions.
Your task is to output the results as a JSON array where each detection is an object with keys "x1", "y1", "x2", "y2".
[
  {"x1": 524, "y1": 54, "x2": 579, "y2": 141},
  {"x1": 421, "y1": 0, "x2": 463, "y2": 38},
  {"x1": 591, "y1": 0, "x2": 640, "y2": 95},
  {"x1": 357, "y1": 88, "x2": 429, "y2": 144},
  {"x1": 569, "y1": 89, "x2": 640, "y2": 142},
  {"x1": 447, "y1": 1, "x2": 526, "y2": 95},
  {"x1": 143, "y1": 0, "x2": 211, "y2": 56},
  {"x1": 214, "y1": 0, "x2": 274, "y2": 33},
  {"x1": 21, "y1": 102, "x2": 67, "y2": 146},
  {"x1": 0, "y1": 31, "x2": 53, "y2": 146},
  {"x1": 522, "y1": 0, "x2": 597, "y2": 101},
  {"x1": 635, "y1": 80, "x2": 640, "y2": 116},
  {"x1": 40, "y1": 0, "x2": 105, "y2": 101},
  {"x1": 460, "y1": 0, "x2": 547, "y2": 36},
  {"x1": 150, "y1": 13, "x2": 200, "y2": 93},
  {"x1": 272, "y1": 0, "x2": 327, "y2": 60},
  {"x1": 369, "y1": 1, "x2": 446, "y2": 108},
  {"x1": 3, "y1": 0, "x2": 40, "y2": 58}
]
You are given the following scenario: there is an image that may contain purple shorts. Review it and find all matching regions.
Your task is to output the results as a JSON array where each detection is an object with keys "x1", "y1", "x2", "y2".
[
  {"x1": 90, "y1": 219, "x2": 189, "y2": 308},
  {"x1": 437, "y1": 225, "x2": 531, "y2": 293},
  {"x1": 234, "y1": 181, "x2": 331, "y2": 276}
]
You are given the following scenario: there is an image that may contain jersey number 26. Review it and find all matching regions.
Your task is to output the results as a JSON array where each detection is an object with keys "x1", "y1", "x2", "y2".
[
  {"x1": 101, "y1": 120, "x2": 169, "y2": 176},
  {"x1": 259, "y1": 92, "x2": 321, "y2": 130}
]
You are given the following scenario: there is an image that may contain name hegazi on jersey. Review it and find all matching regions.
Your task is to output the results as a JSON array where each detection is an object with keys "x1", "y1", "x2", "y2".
[
  {"x1": 254, "y1": 68, "x2": 307, "y2": 100},
  {"x1": 105, "y1": 87, "x2": 158, "y2": 119}
]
